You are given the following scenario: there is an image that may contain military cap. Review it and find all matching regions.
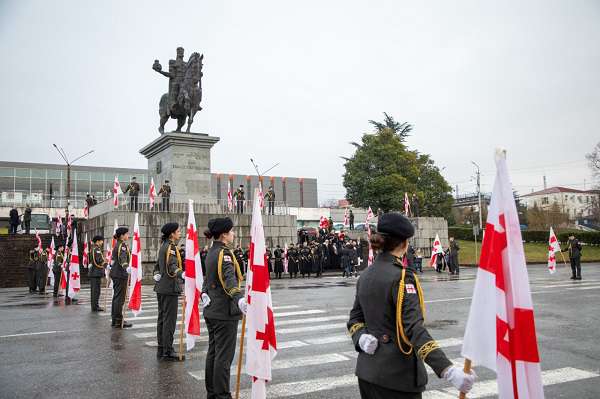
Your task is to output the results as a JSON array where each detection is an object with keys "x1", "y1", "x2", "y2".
[
  {"x1": 377, "y1": 212, "x2": 415, "y2": 240},
  {"x1": 115, "y1": 227, "x2": 129, "y2": 237},
  {"x1": 206, "y1": 217, "x2": 233, "y2": 239},
  {"x1": 161, "y1": 222, "x2": 179, "y2": 236},
  {"x1": 92, "y1": 235, "x2": 104, "y2": 243}
]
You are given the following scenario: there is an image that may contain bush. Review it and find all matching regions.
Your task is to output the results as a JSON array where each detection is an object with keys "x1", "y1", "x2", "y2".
[{"x1": 449, "y1": 227, "x2": 600, "y2": 245}]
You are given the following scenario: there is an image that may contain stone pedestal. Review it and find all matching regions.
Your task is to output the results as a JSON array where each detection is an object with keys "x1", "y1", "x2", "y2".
[{"x1": 139, "y1": 132, "x2": 220, "y2": 203}]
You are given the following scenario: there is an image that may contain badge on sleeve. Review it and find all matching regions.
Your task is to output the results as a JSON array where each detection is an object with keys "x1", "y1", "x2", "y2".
[
  {"x1": 224, "y1": 255, "x2": 232, "y2": 262},
  {"x1": 406, "y1": 283, "x2": 416, "y2": 294}
]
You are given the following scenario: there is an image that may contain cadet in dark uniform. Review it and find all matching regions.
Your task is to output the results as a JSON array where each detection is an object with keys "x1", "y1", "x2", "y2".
[
  {"x1": 274, "y1": 245, "x2": 284, "y2": 279},
  {"x1": 265, "y1": 186, "x2": 275, "y2": 215},
  {"x1": 300, "y1": 243, "x2": 311, "y2": 278},
  {"x1": 52, "y1": 244, "x2": 65, "y2": 297},
  {"x1": 36, "y1": 249, "x2": 48, "y2": 294},
  {"x1": 154, "y1": 222, "x2": 185, "y2": 361},
  {"x1": 347, "y1": 213, "x2": 475, "y2": 398},
  {"x1": 158, "y1": 180, "x2": 172, "y2": 212},
  {"x1": 265, "y1": 246, "x2": 273, "y2": 275},
  {"x1": 287, "y1": 244, "x2": 299, "y2": 278},
  {"x1": 202, "y1": 217, "x2": 246, "y2": 399},
  {"x1": 448, "y1": 237, "x2": 460, "y2": 275},
  {"x1": 89, "y1": 235, "x2": 107, "y2": 311},
  {"x1": 123, "y1": 177, "x2": 140, "y2": 212},
  {"x1": 563, "y1": 234, "x2": 583, "y2": 280},
  {"x1": 110, "y1": 227, "x2": 132, "y2": 328},
  {"x1": 27, "y1": 249, "x2": 39, "y2": 293}
]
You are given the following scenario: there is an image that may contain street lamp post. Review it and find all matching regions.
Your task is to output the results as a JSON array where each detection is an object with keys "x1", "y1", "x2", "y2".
[
  {"x1": 53, "y1": 144, "x2": 94, "y2": 215},
  {"x1": 471, "y1": 161, "x2": 483, "y2": 231}
]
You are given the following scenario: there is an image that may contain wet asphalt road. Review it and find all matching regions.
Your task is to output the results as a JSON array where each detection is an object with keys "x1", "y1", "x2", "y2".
[{"x1": 1, "y1": 264, "x2": 599, "y2": 399}]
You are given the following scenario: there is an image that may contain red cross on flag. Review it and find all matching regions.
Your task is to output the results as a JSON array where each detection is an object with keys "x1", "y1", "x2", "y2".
[
  {"x1": 35, "y1": 229, "x2": 42, "y2": 253},
  {"x1": 149, "y1": 178, "x2": 157, "y2": 209},
  {"x1": 47, "y1": 236, "x2": 55, "y2": 287},
  {"x1": 184, "y1": 199, "x2": 204, "y2": 350},
  {"x1": 128, "y1": 213, "x2": 143, "y2": 316},
  {"x1": 462, "y1": 150, "x2": 543, "y2": 398},
  {"x1": 547, "y1": 227, "x2": 561, "y2": 274},
  {"x1": 245, "y1": 188, "x2": 278, "y2": 398},
  {"x1": 113, "y1": 176, "x2": 122, "y2": 208},
  {"x1": 68, "y1": 228, "x2": 81, "y2": 299},
  {"x1": 318, "y1": 216, "x2": 329, "y2": 230},
  {"x1": 82, "y1": 233, "x2": 89, "y2": 269},
  {"x1": 365, "y1": 207, "x2": 374, "y2": 266},
  {"x1": 429, "y1": 233, "x2": 444, "y2": 267},
  {"x1": 60, "y1": 247, "x2": 69, "y2": 293},
  {"x1": 227, "y1": 180, "x2": 233, "y2": 212},
  {"x1": 343, "y1": 208, "x2": 349, "y2": 227}
]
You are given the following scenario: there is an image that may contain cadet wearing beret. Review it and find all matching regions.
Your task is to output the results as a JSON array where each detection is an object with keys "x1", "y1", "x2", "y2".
[
  {"x1": 89, "y1": 235, "x2": 107, "y2": 312},
  {"x1": 201, "y1": 217, "x2": 246, "y2": 398},
  {"x1": 110, "y1": 227, "x2": 132, "y2": 328},
  {"x1": 347, "y1": 213, "x2": 476, "y2": 398},
  {"x1": 52, "y1": 243, "x2": 65, "y2": 298},
  {"x1": 154, "y1": 222, "x2": 185, "y2": 361}
]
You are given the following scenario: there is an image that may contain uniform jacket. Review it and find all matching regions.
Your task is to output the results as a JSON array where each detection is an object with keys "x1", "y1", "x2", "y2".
[
  {"x1": 234, "y1": 189, "x2": 245, "y2": 201},
  {"x1": 202, "y1": 241, "x2": 244, "y2": 321},
  {"x1": 53, "y1": 251, "x2": 64, "y2": 273},
  {"x1": 154, "y1": 240, "x2": 183, "y2": 295},
  {"x1": 124, "y1": 182, "x2": 140, "y2": 196},
  {"x1": 348, "y1": 252, "x2": 452, "y2": 392},
  {"x1": 158, "y1": 184, "x2": 171, "y2": 198},
  {"x1": 265, "y1": 190, "x2": 275, "y2": 201},
  {"x1": 567, "y1": 239, "x2": 582, "y2": 258},
  {"x1": 110, "y1": 239, "x2": 130, "y2": 280},
  {"x1": 89, "y1": 244, "x2": 107, "y2": 278}
]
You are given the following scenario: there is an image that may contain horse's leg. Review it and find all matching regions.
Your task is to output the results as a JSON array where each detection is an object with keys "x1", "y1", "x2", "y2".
[
  {"x1": 186, "y1": 111, "x2": 194, "y2": 133},
  {"x1": 158, "y1": 115, "x2": 168, "y2": 134},
  {"x1": 175, "y1": 116, "x2": 185, "y2": 132}
]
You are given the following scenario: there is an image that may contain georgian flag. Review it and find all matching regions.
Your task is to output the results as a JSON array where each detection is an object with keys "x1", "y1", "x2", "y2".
[
  {"x1": 462, "y1": 150, "x2": 543, "y2": 398},
  {"x1": 283, "y1": 244, "x2": 288, "y2": 274},
  {"x1": 245, "y1": 189, "x2": 278, "y2": 398},
  {"x1": 105, "y1": 219, "x2": 118, "y2": 288},
  {"x1": 113, "y1": 176, "x2": 122, "y2": 208},
  {"x1": 60, "y1": 247, "x2": 69, "y2": 292},
  {"x1": 547, "y1": 227, "x2": 561, "y2": 274},
  {"x1": 318, "y1": 216, "x2": 329, "y2": 230},
  {"x1": 83, "y1": 204, "x2": 89, "y2": 218},
  {"x1": 55, "y1": 211, "x2": 63, "y2": 236},
  {"x1": 365, "y1": 207, "x2": 374, "y2": 266},
  {"x1": 184, "y1": 199, "x2": 204, "y2": 350},
  {"x1": 258, "y1": 181, "x2": 265, "y2": 210},
  {"x1": 227, "y1": 180, "x2": 234, "y2": 212},
  {"x1": 127, "y1": 213, "x2": 143, "y2": 316},
  {"x1": 82, "y1": 233, "x2": 89, "y2": 269},
  {"x1": 67, "y1": 228, "x2": 81, "y2": 299},
  {"x1": 343, "y1": 208, "x2": 349, "y2": 227},
  {"x1": 429, "y1": 233, "x2": 444, "y2": 267},
  {"x1": 35, "y1": 229, "x2": 42, "y2": 253},
  {"x1": 404, "y1": 192, "x2": 411, "y2": 216},
  {"x1": 66, "y1": 213, "x2": 73, "y2": 240},
  {"x1": 149, "y1": 178, "x2": 157, "y2": 209},
  {"x1": 47, "y1": 236, "x2": 55, "y2": 286}
]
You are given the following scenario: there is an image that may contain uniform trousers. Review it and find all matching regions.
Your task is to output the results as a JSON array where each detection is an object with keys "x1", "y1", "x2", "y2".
[
  {"x1": 570, "y1": 256, "x2": 582, "y2": 278},
  {"x1": 53, "y1": 269, "x2": 61, "y2": 296},
  {"x1": 358, "y1": 379, "x2": 422, "y2": 399},
  {"x1": 156, "y1": 293, "x2": 179, "y2": 355},
  {"x1": 205, "y1": 318, "x2": 239, "y2": 399},
  {"x1": 111, "y1": 278, "x2": 127, "y2": 324},
  {"x1": 36, "y1": 265, "x2": 47, "y2": 292},
  {"x1": 89, "y1": 277, "x2": 102, "y2": 310}
]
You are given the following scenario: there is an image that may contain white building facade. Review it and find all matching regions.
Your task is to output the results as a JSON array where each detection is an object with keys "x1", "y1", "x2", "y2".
[{"x1": 520, "y1": 186, "x2": 599, "y2": 219}]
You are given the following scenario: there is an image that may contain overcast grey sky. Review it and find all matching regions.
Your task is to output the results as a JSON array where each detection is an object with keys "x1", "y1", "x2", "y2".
[{"x1": 1, "y1": 0, "x2": 599, "y2": 202}]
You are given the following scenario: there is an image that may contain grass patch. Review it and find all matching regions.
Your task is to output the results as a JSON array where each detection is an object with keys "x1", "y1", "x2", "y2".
[{"x1": 456, "y1": 240, "x2": 600, "y2": 265}]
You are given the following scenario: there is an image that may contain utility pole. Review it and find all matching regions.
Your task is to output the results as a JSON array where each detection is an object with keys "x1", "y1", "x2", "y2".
[
  {"x1": 471, "y1": 161, "x2": 483, "y2": 232},
  {"x1": 53, "y1": 144, "x2": 94, "y2": 215}
]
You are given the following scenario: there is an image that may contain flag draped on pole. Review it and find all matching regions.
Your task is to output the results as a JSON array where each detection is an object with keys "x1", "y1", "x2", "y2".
[
  {"x1": 149, "y1": 178, "x2": 157, "y2": 209},
  {"x1": 47, "y1": 237, "x2": 55, "y2": 287},
  {"x1": 547, "y1": 227, "x2": 561, "y2": 274},
  {"x1": 404, "y1": 192, "x2": 411, "y2": 216},
  {"x1": 343, "y1": 208, "x2": 349, "y2": 228},
  {"x1": 68, "y1": 229, "x2": 81, "y2": 299},
  {"x1": 60, "y1": 247, "x2": 69, "y2": 292},
  {"x1": 283, "y1": 244, "x2": 288, "y2": 274},
  {"x1": 66, "y1": 214, "x2": 73, "y2": 240},
  {"x1": 365, "y1": 207, "x2": 374, "y2": 266},
  {"x1": 227, "y1": 180, "x2": 233, "y2": 212},
  {"x1": 462, "y1": 149, "x2": 543, "y2": 399},
  {"x1": 184, "y1": 199, "x2": 204, "y2": 350},
  {"x1": 258, "y1": 182, "x2": 265, "y2": 210},
  {"x1": 429, "y1": 234, "x2": 444, "y2": 267},
  {"x1": 82, "y1": 233, "x2": 89, "y2": 269},
  {"x1": 105, "y1": 219, "x2": 118, "y2": 288},
  {"x1": 83, "y1": 204, "x2": 89, "y2": 218},
  {"x1": 128, "y1": 213, "x2": 143, "y2": 316},
  {"x1": 245, "y1": 189, "x2": 278, "y2": 398},
  {"x1": 55, "y1": 211, "x2": 62, "y2": 236},
  {"x1": 113, "y1": 176, "x2": 122, "y2": 208},
  {"x1": 35, "y1": 229, "x2": 42, "y2": 252}
]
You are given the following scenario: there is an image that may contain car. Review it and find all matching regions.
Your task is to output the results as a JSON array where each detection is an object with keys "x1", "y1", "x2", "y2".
[
  {"x1": 17, "y1": 213, "x2": 51, "y2": 234},
  {"x1": 332, "y1": 223, "x2": 345, "y2": 231},
  {"x1": 353, "y1": 223, "x2": 377, "y2": 232},
  {"x1": 297, "y1": 226, "x2": 318, "y2": 239}
]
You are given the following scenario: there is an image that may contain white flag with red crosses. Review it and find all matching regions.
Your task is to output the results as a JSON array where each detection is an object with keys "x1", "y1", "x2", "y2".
[
  {"x1": 127, "y1": 213, "x2": 143, "y2": 316},
  {"x1": 547, "y1": 227, "x2": 561, "y2": 274},
  {"x1": 184, "y1": 199, "x2": 204, "y2": 350},
  {"x1": 68, "y1": 229, "x2": 81, "y2": 299},
  {"x1": 429, "y1": 233, "x2": 444, "y2": 267}
]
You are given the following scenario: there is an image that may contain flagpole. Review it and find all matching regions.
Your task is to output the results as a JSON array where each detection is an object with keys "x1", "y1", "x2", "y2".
[
  {"x1": 558, "y1": 249, "x2": 568, "y2": 268},
  {"x1": 234, "y1": 315, "x2": 247, "y2": 399},
  {"x1": 458, "y1": 358, "x2": 472, "y2": 399},
  {"x1": 178, "y1": 297, "x2": 187, "y2": 361}
]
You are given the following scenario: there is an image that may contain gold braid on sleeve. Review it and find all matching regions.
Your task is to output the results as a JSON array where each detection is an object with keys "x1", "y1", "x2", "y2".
[
  {"x1": 217, "y1": 248, "x2": 244, "y2": 297},
  {"x1": 348, "y1": 322, "x2": 366, "y2": 336},
  {"x1": 396, "y1": 269, "x2": 427, "y2": 355},
  {"x1": 417, "y1": 340, "x2": 441, "y2": 361}
]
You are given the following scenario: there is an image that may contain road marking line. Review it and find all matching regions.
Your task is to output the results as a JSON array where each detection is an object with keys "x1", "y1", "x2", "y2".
[
  {"x1": 0, "y1": 330, "x2": 64, "y2": 338},
  {"x1": 99, "y1": 304, "x2": 301, "y2": 317},
  {"x1": 132, "y1": 315, "x2": 349, "y2": 330},
  {"x1": 189, "y1": 353, "x2": 350, "y2": 381}
]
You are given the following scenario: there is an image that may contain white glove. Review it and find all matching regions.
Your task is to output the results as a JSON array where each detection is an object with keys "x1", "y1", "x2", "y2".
[
  {"x1": 201, "y1": 293, "x2": 211, "y2": 308},
  {"x1": 443, "y1": 365, "x2": 477, "y2": 393},
  {"x1": 358, "y1": 334, "x2": 378, "y2": 355},
  {"x1": 181, "y1": 272, "x2": 186, "y2": 279},
  {"x1": 238, "y1": 297, "x2": 248, "y2": 315},
  {"x1": 126, "y1": 266, "x2": 132, "y2": 274},
  {"x1": 153, "y1": 273, "x2": 161, "y2": 282}
]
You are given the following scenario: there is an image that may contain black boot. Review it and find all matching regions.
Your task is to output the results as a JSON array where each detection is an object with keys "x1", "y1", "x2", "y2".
[{"x1": 162, "y1": 351, "x2": 185, "y2": 361}]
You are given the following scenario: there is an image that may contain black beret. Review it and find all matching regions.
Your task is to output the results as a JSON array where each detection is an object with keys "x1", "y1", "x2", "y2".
[
  {"x1": 92, "y1": 235, "x2": 104, "y2": 243},
  {"x1": 377, "y1": 212, "x2": 415, "y2": 240},
  {"x1": 207, "y1": 217, "x2": 233, "y2": 238},
  {"x1": 161, "y1": 222, "x2": 179, "y2": 236},
  {"x1": 115, "y1": 227, "x2": 129, "y2": 237}
]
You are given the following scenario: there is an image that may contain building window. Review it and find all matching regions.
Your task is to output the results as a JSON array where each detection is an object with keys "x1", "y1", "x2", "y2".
[{"x1": 542, "y1": 197, "x2": 549, "y2": 205}]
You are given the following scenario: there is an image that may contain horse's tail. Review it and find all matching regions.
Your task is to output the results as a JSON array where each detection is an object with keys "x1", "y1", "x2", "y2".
[{"x1": 159, "y1": 93, "x2": 169, "y2": 118}]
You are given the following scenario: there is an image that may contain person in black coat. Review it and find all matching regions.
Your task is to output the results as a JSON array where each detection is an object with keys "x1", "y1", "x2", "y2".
[
  {"x1": 273, "y1": 245, "x2": 284, "y2": 279},
  {"x1": 110, "y1": 227, "x2": 132, "y2": 328},
  {"x1": 52, "y1": 244, "x2": 65, "y2": 297},
  {"x1": 563, "y1": 235, "x2": 583, "y2": 280},
  {"x1": 89, "y1": 236, "x2": 107, "y2": 311},
  {"x1": 9, "y1": 208, "x2": 19, "y2": 235},
  {"x1": 287, "y1": 244, "x2": 299, "y2": 278},
  {"x1": 348, "y1": 213, "x2": 476, "y2": 398}
]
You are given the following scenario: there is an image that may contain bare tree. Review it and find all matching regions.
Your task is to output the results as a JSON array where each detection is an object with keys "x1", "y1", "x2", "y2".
[{"x1": 586, "y1": 141, "x2": 600, "y2": 187}]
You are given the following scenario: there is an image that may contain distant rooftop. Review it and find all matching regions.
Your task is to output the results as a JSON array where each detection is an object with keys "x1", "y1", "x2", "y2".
[{"x1": 521, "y1": 186, "x2": 595, "y2": 197}]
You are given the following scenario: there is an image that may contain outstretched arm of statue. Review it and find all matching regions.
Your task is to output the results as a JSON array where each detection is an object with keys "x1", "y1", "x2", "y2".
[{"x1": 152, "y1": 60, "x2": 173, "y2": 78}]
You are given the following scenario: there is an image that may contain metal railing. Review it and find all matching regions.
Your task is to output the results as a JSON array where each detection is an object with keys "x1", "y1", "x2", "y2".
[{"x1": 89, "y1": 195, "x2": 290, "y2": 217}]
